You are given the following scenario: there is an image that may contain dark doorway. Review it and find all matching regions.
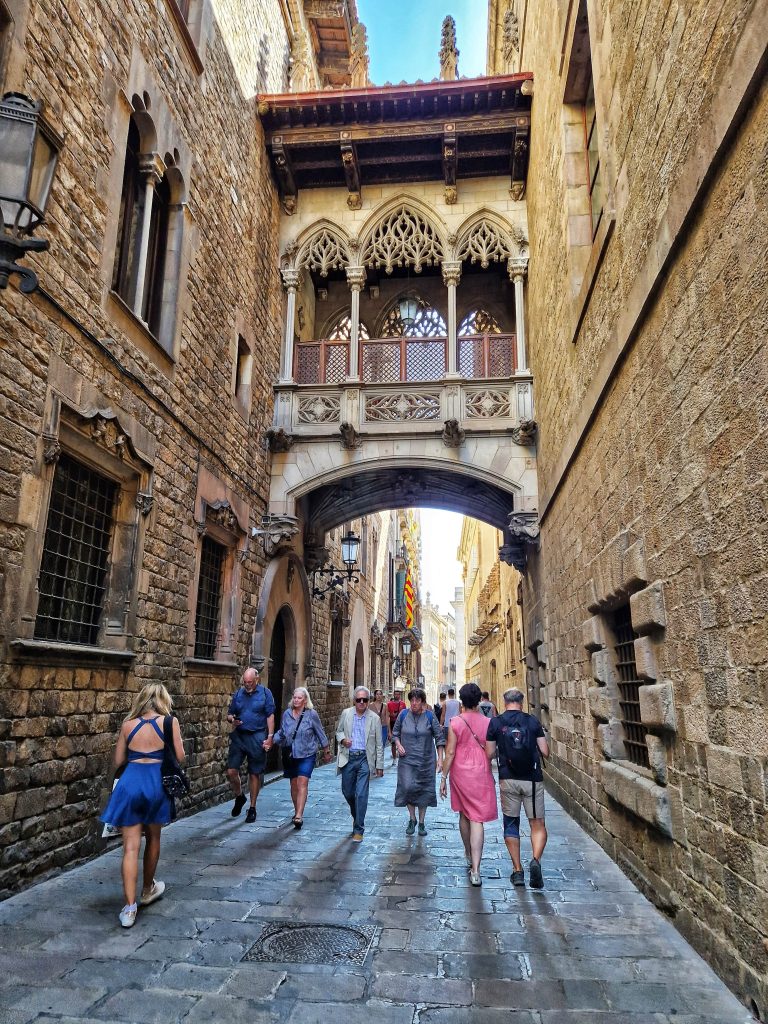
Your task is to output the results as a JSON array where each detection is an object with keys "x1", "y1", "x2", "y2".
[
  {"x1": 267, "y1": 611, "x2": 288, "y2": 772},
  {"x1": 354, "y1": 639, "x2": 365, "y2": 687}
]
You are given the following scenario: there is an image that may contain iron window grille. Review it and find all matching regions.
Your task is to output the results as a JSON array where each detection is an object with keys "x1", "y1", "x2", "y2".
[
  {"x1": 194, "y1": 535, "x2": 225, "y2": 659},
  {"x1": 34, "y1": 454, "x2": 118, "y2": 645},
  {"x1": 611, "y1": 604, "x2": 649, "y2": 768}
]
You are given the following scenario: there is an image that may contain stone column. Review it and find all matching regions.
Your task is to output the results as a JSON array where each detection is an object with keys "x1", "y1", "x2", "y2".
[
  {"x1": 133, "y1": 154, "x2": 164, "y2": 319},
  {"x1": 280, "y1": 267, "x2": 301, "y2": 382},
  {"x1": 346, "y1": 265, "x2": 366, "y2": 381},
  {"x1": 442, "y1": 260, "x2": 462, "y2": 376},
  {"x1": 508, "y1": 255, "x2": 529, "y2": 373}
]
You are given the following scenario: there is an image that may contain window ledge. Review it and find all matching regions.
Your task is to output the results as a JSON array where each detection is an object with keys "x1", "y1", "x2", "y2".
[
  {"x1": 600, "y1": 759, "x2": 673, "y2": 838},
  {"x1": 106, "y1": 291, "x2": 175, "y2": 370},
  {"x1": 184, "y1": 658, "x2": 240, "y2": 674},
  {"x1": 10, "y1": 638, "x2": 136, "y2": 667},
  {"x1": 161, "y1": 0, "x2": 204, "y2": 75},
  {"x1": 569, "y1": 211, "x2": 615, "y2": 345},
  {"x1": 327, "y1": 679, "x2": 345, "y2": 689}
]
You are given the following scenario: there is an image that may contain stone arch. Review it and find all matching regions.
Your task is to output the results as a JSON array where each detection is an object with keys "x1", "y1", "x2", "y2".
[
  {"x1": 455, "y1": 208, "x2": 527, "y2": 265},
  {"x1": 346, "y1": 596, "x2": 368, "y2": 697},
  {"x1": 251, "y1": 551, "x2": 313, "y2": 685},
  {"x1": 375, "y1": 291, "x2": 448, "y2": 337},
  {"x1": 359, "y1": 195, "x2": 448, "y2": 274},
  {"x1": 287, "y1": 220, "x2": 352, "y2": 275},
  {"x1": 129, "y1": 94, "x2": 158, "y2": 153},
  {"x1": 319, "y1": 305, "x2": 371, "y2": 341}
]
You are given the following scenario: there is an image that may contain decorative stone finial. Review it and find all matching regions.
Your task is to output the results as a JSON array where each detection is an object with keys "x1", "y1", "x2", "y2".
[
  {"x1": 350, "y1": 22, "x2": 370, "y2": 89},
  {"x1": 503, "y1": 4, "x2": 519, "y2": 70},
  {"x1": 439, "y1": 16, "x2": 459, "y2": 81}
]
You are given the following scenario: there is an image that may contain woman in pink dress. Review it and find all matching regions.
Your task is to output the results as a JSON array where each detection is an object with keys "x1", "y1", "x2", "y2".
[{"x1": 439, "y1": 682, "x2": 498, "y2": 887}]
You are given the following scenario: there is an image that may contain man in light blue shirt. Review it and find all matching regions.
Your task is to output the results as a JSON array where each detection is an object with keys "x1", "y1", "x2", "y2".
[{"x1": 336, "y1": 686, "x2": 384, "y2": 842}]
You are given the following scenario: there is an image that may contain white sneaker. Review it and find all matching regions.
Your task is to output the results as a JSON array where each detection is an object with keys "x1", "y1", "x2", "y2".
[
  {"x1": 119, "y1": 904, "x2": 137, "y2": 928},
  {"x1": 140, "y1": 880, "x2": 165, "y2": 906}
]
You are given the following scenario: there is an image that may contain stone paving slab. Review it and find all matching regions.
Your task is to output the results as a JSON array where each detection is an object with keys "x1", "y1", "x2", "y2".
[{"x1": 0, "y1": 755, "x2": 755, "y2": 1023}]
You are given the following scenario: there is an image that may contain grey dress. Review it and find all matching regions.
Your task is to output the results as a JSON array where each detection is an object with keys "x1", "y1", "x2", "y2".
[{"x1": 392, "y1": 709, "x2": 445, "y2": 808}]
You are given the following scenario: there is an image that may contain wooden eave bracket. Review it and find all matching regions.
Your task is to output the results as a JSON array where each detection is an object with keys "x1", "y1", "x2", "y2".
[
  {"x1": 443, "y1": 123, "x2": 457, "y2": 204},
  {"x1": 340, "y1": 132, "x2": 362, "y2": 210},
  {"x1": 272, "y1": 136, "x2": 298, "y2": 215},
  {"x1": 510, "y1": 125, "x2": 529, "y2": 201}
]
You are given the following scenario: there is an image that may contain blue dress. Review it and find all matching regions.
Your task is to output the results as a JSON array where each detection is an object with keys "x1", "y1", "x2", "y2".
[{"x1": 100, "y1": 717, "x2": 173, "y2": 827}]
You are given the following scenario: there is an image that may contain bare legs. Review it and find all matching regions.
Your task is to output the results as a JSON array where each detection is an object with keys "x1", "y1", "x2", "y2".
[
  {"x1": 120, "y1": 824, "x2": 162, "y2": 905},
  {"x1": 248, "y1": 772, "x2": 261, "y2": 809},
  {"x1": 227, "y1": 767, "x2": 261, "y2": 810},
  {"x1": 290, "y1": 776, "x2": 309, "y2": 820},
  {"x1": 406, "y1": 803, "x2": 427, "y2": 825},
  {"x1": 504, "y1": 817, "x2": 547, "y2": 871},
  {"x1": 458, "y1": 813, "x2": 485, "y2": 873}
]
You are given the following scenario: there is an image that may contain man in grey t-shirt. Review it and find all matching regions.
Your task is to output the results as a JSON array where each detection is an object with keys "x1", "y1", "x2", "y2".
[{"x1": 439, "y1": 687, "x2": 461, "y2": 743}]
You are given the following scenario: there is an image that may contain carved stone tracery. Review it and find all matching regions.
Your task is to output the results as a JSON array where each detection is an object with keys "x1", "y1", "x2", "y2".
[
  {"x1": 301, "y1": 228, "x2": 348, "y2": 277},
  {"x1": 465, "y1": 389, "x2": 512, "y2": 418},
  {"x1": 457, "y1": 220, "x2": 513, "y2": 268},
  {"x1": 297, "y1": 394, "x2": 341, "y2": 423},
  {"x1": 365, "y1": 392, "x2": 441, "y2": 421},
  {"x1": 362, "y1": 205, "x2": 444, "y2": 274}
]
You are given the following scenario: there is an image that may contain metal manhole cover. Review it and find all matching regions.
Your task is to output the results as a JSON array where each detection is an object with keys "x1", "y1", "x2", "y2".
[{"x1": 242, "y1": 920, "x2": 378, "y2": 966}]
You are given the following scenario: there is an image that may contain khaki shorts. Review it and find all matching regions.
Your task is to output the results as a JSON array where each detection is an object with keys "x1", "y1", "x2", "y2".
[{"x1": 500, "y1": 778, "x2": 545, "y2": 820}]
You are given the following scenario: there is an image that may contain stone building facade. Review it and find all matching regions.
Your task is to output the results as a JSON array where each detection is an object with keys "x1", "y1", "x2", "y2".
[
  {"x1": 489, "y1": 0, "x2": 768, "y2": 1014},
  {"x1": 0, "y1": 0, "x2": 380, "y2": 894}
]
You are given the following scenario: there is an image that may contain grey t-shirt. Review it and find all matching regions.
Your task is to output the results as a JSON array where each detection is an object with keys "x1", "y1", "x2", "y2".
[{"x1": 443, "y1": 698, "x2": 460, "y2": 726}]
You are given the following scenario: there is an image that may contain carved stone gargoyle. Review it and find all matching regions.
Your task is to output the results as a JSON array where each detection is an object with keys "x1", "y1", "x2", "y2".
[
  {"x1": 510, "y1": 418, "x2": 537, "y2": 445},
  {"x1": 441, "y1": 418, "x2": 466, "y2": 447},
  {"x1": 339, "y1": 422, "x2": 361, "y2": 450},
  {"x1": 265, "y1": 427, "x2": 294, "y2": 453},
  {"x1": 499, "y1": 511, "x2": 541, "y2": 573}
]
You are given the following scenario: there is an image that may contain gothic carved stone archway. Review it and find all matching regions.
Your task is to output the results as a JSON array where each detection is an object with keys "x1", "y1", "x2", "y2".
[{"x1": 251, "y1": 551, "x2": 313, "y2": 685}]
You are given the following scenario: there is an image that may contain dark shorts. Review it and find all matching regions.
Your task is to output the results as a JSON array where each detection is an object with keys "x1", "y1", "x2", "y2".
[
  {"x1": 227, "y1": 730, "x2": 267, "y2": 775},
  {"x1": 283, "y1": 754, "x2": 316, "y2": 779}
]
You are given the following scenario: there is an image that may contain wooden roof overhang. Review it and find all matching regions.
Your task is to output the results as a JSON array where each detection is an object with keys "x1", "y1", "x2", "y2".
[{"x1": 257, "y1": 73, "x2": 533, "y2": 214}]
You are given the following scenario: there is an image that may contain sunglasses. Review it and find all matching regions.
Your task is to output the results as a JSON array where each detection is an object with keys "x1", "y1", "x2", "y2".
[{"x1": 355, "y1": 697, "x2": 370, "y2": 703}]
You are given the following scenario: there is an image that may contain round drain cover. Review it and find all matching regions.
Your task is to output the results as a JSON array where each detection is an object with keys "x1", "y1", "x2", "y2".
[{"x1": 243, "y1": 920, "x2": 378, "y2": 965}]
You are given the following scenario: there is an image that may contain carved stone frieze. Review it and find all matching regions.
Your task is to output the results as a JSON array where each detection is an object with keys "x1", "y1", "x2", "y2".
[
  {"x1": 364, "y1": 391, "x2": 441, "y2": 421},
  {"x1": 441, "y1": 418, "x2": 465, "y2": 447},
  {"x1": 297, "y1": 394, "x2": 341, "y2": 423},
  {"x1": 465, "y1": 389, "x2": 512, "y2": 418}
]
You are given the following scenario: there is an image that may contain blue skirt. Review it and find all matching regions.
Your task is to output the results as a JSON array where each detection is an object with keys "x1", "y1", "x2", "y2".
[{"x1": 100, "y1": 762, "x2": 172, "y2": 827}]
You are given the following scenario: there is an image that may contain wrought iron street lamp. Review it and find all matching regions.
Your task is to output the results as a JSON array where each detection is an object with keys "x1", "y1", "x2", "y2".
[
  {"x1": 0, "y1": 93, "x2": 62, "y2": 293},
  {"x1": 398, "y1": 295, "x2": 419, "y2": 327},
  {"x1": 401, "y1": 637, "x2": 412, "y2": 656},
  {"x1": 311, "y1": 529, "x2": 361, "y2": 599}
]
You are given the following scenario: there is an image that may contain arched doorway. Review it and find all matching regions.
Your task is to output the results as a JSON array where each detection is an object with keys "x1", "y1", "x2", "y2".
[
  {"x1": 354, "y1": 639, "x2": 365, "y2": 686},
  {"x1": 266, "y1": 606, "x2": 293, "y2": 771}
]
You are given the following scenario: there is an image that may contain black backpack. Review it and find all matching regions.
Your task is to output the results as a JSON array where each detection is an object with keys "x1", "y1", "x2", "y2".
[{"x1": 497, "y1": 717, "x2": 535, "y2": 778}]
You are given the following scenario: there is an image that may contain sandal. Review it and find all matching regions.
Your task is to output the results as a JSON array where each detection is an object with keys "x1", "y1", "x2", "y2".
[{"x1": 292, "y1": 817, "x2": 303, "y2": 829}]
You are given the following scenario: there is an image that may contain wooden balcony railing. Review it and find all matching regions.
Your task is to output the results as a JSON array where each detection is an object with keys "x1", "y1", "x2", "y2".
[{"x1": 293, "y1": 334, "x2": 516, "y2": 385}]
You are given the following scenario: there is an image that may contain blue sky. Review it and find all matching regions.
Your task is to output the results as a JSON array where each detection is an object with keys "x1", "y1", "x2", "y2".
[{"x1": 356, "y1": 1, "x2": 488, "y2": 84}]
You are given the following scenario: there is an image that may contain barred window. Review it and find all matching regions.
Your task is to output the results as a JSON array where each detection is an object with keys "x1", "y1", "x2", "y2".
[
  {"x1": 194, "y1": 536, "x2": 225, "y2": 659},
  {"x1": 35, "y1": 455, "x2": 118, "y2": 645},
  {"x1": 611, "y1": 604, "x2": 649, "y2": 768}
]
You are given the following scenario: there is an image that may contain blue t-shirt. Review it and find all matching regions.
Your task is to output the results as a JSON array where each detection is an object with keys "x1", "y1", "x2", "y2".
[
  {"x1": 228, "y1": 685, "x2": 275, "y2": 733},
  {"x1": 487, "y1": 709, "x2": 545, "y2": 782}
]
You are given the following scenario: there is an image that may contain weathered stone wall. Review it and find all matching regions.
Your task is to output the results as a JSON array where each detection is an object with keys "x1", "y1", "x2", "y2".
[
  {"x1": 518, "y1": 0, "x2": 767, "y2": 1013},
  {"x1": 0, "y1": 0, "x2": 293, "y2": 894}
]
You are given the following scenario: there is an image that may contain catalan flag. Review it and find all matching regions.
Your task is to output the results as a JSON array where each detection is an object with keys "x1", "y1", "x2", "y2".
[{"x1": 404, "y1": 567, "x2": 414, "y2": 628}]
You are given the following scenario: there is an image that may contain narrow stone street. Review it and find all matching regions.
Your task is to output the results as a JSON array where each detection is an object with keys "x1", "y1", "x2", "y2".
[{"x1": 0, "y1": 758, "x2": 753, "y2": 1024}]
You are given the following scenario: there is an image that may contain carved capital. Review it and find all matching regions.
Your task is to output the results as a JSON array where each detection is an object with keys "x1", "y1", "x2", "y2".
[
  {"x1": 345, "y1": 265, "x2": 366, "y2": 290},
  {"x1": 441, "y1": 259, "x2": 462, "y2": 288},
  {"x1": 281, "y1": 267, "x2": 301, "y2": 291},
  {"x1": 138, "y1": 152, "x2": 164, "y2": 185},
  {"x1": 508, "y1": 255, "x2": 529, "y2": 281}
]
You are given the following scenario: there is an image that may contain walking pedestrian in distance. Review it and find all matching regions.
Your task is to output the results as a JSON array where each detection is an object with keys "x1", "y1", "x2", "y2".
[
  {"x1": 386, "y1": 691, "x2": 406, "y2": 760},
  {"x1": 273, "y1": 687, "x2": 332, "y2": 829},
  {"x1": 439, "y1": 683, "x2": 497, "y2": 886},
  {"x1": 392, "y1": 687, "x2": 444, "y2": 836},
  {"x1": 100, "y1": 683, "x2": 185, "y2": 928},
  {"x1": 225, "y1": 668, "x2": 275, "y2": 823},
  {"x1": 478, "y1": 691, "x2": 497, "y2": 717},
  {"x1": 433, "y1": 691, "x2": 446, "y2": 721},
  {"x1": 486, "y1": 687, "x2": 549, "y2": 888},
  {"x1": 336, "y1": 687, "x2": 384, "y2": 842},
  {"x1": 369, "y1": 688, "x2": 390, "y2": 753},
  {"x1": 440, "y1": 686, "x2": 461, "y2": 744}
]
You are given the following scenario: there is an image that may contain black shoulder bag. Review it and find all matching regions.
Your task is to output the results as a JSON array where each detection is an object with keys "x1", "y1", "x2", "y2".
[{"x1": 161, "y1": 716, "x2": 190, "y2": 798}]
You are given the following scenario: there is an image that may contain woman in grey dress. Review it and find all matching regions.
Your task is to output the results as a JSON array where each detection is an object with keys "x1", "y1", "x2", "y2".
[{"x1": 392, "y1": 687, "x2": 445, "y2": 835}]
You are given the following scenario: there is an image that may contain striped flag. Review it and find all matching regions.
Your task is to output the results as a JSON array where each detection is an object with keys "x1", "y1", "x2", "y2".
[{"x1": 404, "y1": 567, "x2": 414, "y2": 628}]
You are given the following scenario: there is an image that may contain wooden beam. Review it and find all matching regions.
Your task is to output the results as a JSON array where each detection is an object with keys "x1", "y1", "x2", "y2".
[
  {"x1": 509, "y1": 126, "x2": 530, "y2": 200},
  {"x1": 340, "y1": 132, "x2": 362, "y2": 210},
  {"x1": 272, "y1": 136, "x2": 298, "y2": 214},
  {"x1": 443, "y1": 123, "x2": 458, "y2": 204}
]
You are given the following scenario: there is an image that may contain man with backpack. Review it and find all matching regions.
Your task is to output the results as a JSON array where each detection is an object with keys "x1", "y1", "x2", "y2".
[{"x1": 485, "y1": 687, "x2": 549, "y2": 888}]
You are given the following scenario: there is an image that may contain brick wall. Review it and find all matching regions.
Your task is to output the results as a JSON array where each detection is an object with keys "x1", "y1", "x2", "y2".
[{"x1": 519, "y1": 0, "x2": 767, "y2": 1013}]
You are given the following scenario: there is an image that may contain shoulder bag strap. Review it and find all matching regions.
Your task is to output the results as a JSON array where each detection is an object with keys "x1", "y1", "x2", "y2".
[
  {"x1": 286, "y1": 708, "x2": 306, "y2": 748},
  {"x1": 458, "y1": 716, "x2": 486, "y2": 750}
]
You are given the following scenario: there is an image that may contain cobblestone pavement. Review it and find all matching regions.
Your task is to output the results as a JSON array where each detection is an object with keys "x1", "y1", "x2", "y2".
[{"x1": 0, "y1": 756, "x2": 753, "y2": 1024}]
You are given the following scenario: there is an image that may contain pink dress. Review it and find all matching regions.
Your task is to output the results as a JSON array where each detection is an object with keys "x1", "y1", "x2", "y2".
[{"x1": 448, "y1": 712, "x2": 498, "y2": 823}]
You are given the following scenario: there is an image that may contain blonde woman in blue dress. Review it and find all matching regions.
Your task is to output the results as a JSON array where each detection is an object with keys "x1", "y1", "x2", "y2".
[{"x1": 100, "y1": 683, "x2": 185, "y2": 928}]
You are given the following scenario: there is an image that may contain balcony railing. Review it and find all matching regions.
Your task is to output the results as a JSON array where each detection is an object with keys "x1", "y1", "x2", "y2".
[{"x1": 294, "y1": 334, "x2": 516, "y2": 385}]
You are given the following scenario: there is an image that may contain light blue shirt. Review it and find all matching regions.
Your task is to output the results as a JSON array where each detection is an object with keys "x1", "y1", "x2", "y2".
[{"x1": 351, "y1": 710, "x2": 367, "y2": 751}]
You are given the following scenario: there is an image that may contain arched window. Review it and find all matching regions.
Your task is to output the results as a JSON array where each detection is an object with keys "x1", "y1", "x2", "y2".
[
  {"x1": 459, "y1": 309, "x2": 503, "y2": 336},
  {"x1": 112, "y1": 118, "x2": 142, "y2": 303},
  {"x1": 379, "y1": 296, "x2": 447, "y2": 338},
  {"x1": 143, "y1": 172, "x2": 171, "y2": 336},
  {"x1": 324, "y1": 312, "x2": 371, "y2": 342}
]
